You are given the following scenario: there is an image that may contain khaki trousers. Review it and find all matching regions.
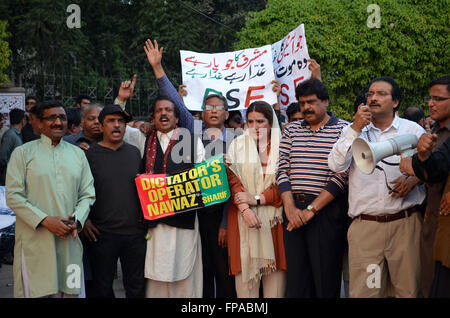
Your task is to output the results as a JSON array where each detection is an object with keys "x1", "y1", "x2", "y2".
[
  {"x1": 235, "y1": 270, "x2": 286, "y2": 298},
  {"x1": 348, "y1": 212, "x2": 422, "y2": 298}
]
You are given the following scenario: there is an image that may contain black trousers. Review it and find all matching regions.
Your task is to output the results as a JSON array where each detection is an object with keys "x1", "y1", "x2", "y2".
[
  {"x1": 283, "y1": 196, "x2": 347, "y2": 298},
  {"x1": 87, "y1": 231, "x2": 146, "y2": 298},
  {"x1": 198, "y1": 206, "x2": 236, "y2": 298},
  {"x1": 429, "y1": 261, "x2": 450, "y2": 298}
]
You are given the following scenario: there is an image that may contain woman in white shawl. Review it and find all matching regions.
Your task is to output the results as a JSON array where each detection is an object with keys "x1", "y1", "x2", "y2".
[{"x1": 226, "y1": 101, "x2": 287, "y2": 298}]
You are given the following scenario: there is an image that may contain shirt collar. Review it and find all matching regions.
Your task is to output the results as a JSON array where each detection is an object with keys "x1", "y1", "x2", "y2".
[
  {"x1": 203, "y1": 127, "x2": 227, "y2": 142},
  {"x1": 364, "y1": 114, "x2": 400, "y2": 133},
  {"x1": 157, "y1": 129, "x2": 175, "y2": 140},
  {"x1": 40, "y1": 134, "x2": 63, "y2": 147},
  {"x1": 431, "y1": 120, "x2": 450, "y2": 134},
  {"x1": 300, "y1": 111, "x2": 338, "y2": 128}
]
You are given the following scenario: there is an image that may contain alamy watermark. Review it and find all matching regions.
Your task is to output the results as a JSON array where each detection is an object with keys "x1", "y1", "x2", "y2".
[
  {"x1": 367, "y1": 4, "x2": 381, "y2": 29},
  {"x1": 66, "y1": 4, "x2": 81, "y2": 29}
]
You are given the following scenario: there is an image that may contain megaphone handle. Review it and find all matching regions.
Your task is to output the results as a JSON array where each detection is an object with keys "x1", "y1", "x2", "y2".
[{"x1": 375, "y1": 165, "x2": 399, "y2": 194}]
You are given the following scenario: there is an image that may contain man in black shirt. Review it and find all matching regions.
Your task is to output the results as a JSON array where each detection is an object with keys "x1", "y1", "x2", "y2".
[{"x1": 83, "y1": 105, "x2": 146, "y2": 298}]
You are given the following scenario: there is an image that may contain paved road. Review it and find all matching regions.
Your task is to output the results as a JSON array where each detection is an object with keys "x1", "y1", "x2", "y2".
[{"x1": 0, "y1": 262, "x2": 125, "y2": 298}]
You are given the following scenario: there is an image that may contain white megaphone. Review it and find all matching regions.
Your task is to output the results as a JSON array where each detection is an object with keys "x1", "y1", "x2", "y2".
[{"x1": 352, "y1": 134, "x2": 418, "y2": 174}]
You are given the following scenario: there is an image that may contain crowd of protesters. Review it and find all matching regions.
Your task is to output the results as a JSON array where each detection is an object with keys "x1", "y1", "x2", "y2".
[{"x1": 0, "y1": 38, "x2": 448, "y2": 299}]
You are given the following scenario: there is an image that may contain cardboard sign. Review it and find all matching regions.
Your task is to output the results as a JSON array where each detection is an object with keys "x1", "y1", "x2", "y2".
[
  {"x1": 135, "y1": 154, "x2": 230, "y2": 220},
  {"x1": 180, "y1": 45, "x2": 277, "y2": 111}
]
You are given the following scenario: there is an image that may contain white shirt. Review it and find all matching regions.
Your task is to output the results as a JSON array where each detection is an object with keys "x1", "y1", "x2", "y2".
[
  {"x1": 328, "y1": 115, "x2": 426, "y2": 218},
  {"x1": 123, "y1": 126, "x2": 147, "y2": 157}
]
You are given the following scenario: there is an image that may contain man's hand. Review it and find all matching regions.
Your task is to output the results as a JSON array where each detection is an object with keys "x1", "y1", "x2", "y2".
[
  {"x1": 144, "y1": 39, "x2": 163, "y2": 68},
  {"x1": 308, "y1": 59, "x2": 321, "y2": 81},
  {"x1": 241, "y1": 208, "x2": 262, "y2": 229},
  {"x1": 140, "y1": 122, "x2": 154, "y2": 136},
  {"x1": 79, "y1": 142, "x2": 90, "y2": 151},
  {"x1": 235, "y1": 191, "x2": 257, "y2": 206},
  {"x1": 351, "y1": 104, "x2": 372, "y2": 132},
  {"x1": 178, "y1": 84, "x2": 187, "y2": 100},
  {"x1": 41, "y1": 216, "x2": 72, "y2": 239},
  {"x1": 439, "y1": 192, "x2": 450, "y2": 216},
  {"x1": 271, "y1": 80, "x2": 281, "y2": 110},
  {"x1": 389, "y1": 175, "x2": 420, "y2": 198},
  {"x1": 80, "y1": 219, "x2": 100, "y2": 242},
  {"x1": 284, "y1": 205, "x2": 307, "y2": 231},
  {"x1": 417, "y1": 133, "x2": 438, "y2": 162},
  {"x1": 271, "y1": 80, "x2": 281, "y2": 98},
  {"x1": 286, "y1": 208, "x2": 315, "y2": 231},
  {"x1": 117, "y1": 74, "x2": 137, "y2": 102},
  {"x1": 218, "y1": 228, "x2": 227, "y2": 248},
  {"x1": 399, "y1": 156, "x2": 415, "y2": 176}
]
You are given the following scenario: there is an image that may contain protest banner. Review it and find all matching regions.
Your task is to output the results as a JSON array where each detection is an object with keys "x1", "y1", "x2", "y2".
[
  {"x1": 180, "y1": 45, "x2": 277, "y2": 111},
  {"x1": 135, "y1": 154, "x2": 230, "y2": 221},
  {"x1": 272, "y1": 23, "x2": 311, "y2": 110}
]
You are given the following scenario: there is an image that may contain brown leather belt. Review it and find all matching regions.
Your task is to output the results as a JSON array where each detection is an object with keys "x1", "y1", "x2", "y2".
[
  {"x1": 356, "y1": 208, "x2": 416, "y2": 223},
  {"x1": 293, "y1": 193, "x2": 317, "y2": 203}
]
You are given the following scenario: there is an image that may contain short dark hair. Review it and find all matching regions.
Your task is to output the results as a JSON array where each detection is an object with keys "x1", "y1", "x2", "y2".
[
  {"x1": 225, "y1": 110, "x2": 242, "y2": 125},
  {"x1": 36, "y1": 101, "x2": 66, "y2": 120},
  {"x1": 66, "y1": 108, "x2": 81, "y2": 128},
  {"x1": 203, "y1": 94, "x2": 229, "y2": 111},
  {"x1": 25, "y1": 95, "x2": 38, "y2": 103},
  {"x1": 286, "y1": 102, "x2": 300, "y2": 121},
  {"x1": 246, "y1": 101, "x2": 273, "y2": 126},
  {"x1": 403, "y1": 106, "x2": 425, "y2": 124},
  {"x1": 295, "y1": 78, "x2": 329, "y2": 101},
  {"x1": 430, "y1": 75, "x2": 450, "y2": 93},
  {"x1": 369, "y1": 76, "x2": 401, "y2": 111},
  {"x1": 9, "y1": 108, "x2": 25, "y2": 125},
  {"x1": 75, "y1": 94, "x2": 90, "y2": 104},
  {"x1": 153, "y1": 96, "x2": 180, "y2": 119}
]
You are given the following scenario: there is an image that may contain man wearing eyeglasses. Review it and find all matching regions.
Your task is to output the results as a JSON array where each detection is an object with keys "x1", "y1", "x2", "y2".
[
  {"x1": 400, "y1": 75, "x2": 450, "y2": 297},
  {"x1": 328, "y1": 76, "x2": 426, "y2": 298},
  {"x1": 5, "y1": 101, "x2": 95, "y2": 298}
]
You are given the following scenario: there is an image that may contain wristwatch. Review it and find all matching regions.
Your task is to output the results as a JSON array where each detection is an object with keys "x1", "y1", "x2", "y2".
[
  {"x1": 255, "y1": 195, "x2": 261, "y2": 206},
  {"x1": 306, "y1": 204, "x2": 317, "y2": 214}
]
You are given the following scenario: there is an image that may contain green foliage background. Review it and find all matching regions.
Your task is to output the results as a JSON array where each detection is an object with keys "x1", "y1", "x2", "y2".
[
  {"x1": 236, "y1": 0, "x2": 450, "y2": 121},
  {"x1": 0, "y1": 20, "x2": 11, "y2": 85}
]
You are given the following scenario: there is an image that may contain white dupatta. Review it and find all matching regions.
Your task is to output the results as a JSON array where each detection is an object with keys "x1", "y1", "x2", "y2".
[{"x1": 228, "y1": 107, "x2": 282, "y2": 286}]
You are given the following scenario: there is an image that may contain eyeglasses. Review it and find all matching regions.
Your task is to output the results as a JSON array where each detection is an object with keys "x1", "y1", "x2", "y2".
[
  {"x1": 204, "y1": 105, "x2": 225, "y2": 111},
  {"x1": 424, "y1": 96, "x2": 450, "y2": 103},
  {"x1": 365, "y1": 91, "x2": 390, "y2": 98},
  {"x1": 42, "y1": 115, "x2": 68, "y2": 122}
]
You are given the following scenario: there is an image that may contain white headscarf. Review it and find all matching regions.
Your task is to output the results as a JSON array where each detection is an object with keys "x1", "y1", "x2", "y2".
[{"x1": 228, "y1": 104, "x2": 282, "y2": 286}]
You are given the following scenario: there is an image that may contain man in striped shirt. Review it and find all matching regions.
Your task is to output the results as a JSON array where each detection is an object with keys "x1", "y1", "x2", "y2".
[{"x1": 277, "y1": 78, "x2": 349, "y2": 298}]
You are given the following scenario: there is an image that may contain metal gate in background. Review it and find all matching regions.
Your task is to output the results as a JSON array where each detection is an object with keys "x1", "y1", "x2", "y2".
[{"x1": 10, "y1": 72, "x2": 162, "y2": 119}]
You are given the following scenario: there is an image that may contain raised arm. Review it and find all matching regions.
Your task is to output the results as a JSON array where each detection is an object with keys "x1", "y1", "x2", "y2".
[{"x1": 144, "y1": 39, "x2": 195, "y2": 133}]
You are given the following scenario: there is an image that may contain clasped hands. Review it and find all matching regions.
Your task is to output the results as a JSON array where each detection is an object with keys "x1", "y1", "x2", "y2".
[{"x1": 285, "y1": 206, "x2": 315, "y2": 232}]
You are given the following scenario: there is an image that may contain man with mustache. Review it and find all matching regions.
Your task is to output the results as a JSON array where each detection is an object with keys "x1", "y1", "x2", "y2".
[
  {"x1": 328, "y1": 76, "x2": 426, "y2": 297},
  {"x1": 83, "y1": 105, "x2": 146, "y2": 298},
  {"x1": 399, "y1": 75, "x2": 450, "y2": 297},
  {"x1": 6, "y1": 101, "x2": 95, "y2": 298},
  {"x1": 277, "y1": 78, "x2": 349, "y2": 298},
  {"x1": 64, "y1": 104, "x2": 103, "y2": 151},
  {"x1": 141, "y1": 41, "x2": 206, "y2": 297},
  {"x1": 144, "y1": 39, "x2": 236, "y2": 298}
]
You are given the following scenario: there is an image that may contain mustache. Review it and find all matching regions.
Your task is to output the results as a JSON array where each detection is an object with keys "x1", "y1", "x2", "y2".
[
  {"x1": 50, "y1": 125, "x2": 64, "y2": 130},
  {"x1": 302, "y1": 110, "x2": 315, "y2": 115},
  {"x1": 159, "y1": 116, "x2": 169, "y2": 121},
  {"x1": 369, "y1": 102, "x2": 381, "y2": 106}
]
